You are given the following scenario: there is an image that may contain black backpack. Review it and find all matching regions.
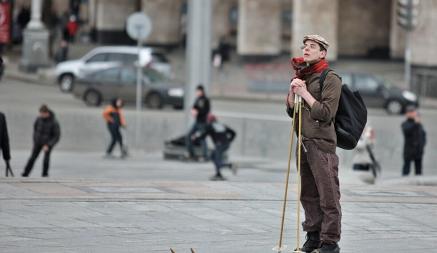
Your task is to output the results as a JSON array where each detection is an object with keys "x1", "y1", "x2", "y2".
[{"x1": 320, "y1": 69, "x2": 367, "y2": 150}]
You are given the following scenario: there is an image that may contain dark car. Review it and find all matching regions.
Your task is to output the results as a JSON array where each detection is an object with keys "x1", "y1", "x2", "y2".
[
  {"x1": 340, "y1": 72, "x2": 419, "y2": 114},
  {"x1": 72, "y1": 65, "x2": 184, "y2": 109}
]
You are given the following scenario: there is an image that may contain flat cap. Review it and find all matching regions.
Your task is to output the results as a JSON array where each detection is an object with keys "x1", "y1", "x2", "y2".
[{"x1": 303, "y1": 34, "x2": 329, "y2": 50}]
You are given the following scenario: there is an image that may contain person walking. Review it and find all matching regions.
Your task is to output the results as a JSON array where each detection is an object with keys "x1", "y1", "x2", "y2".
[
  {"x1": 22, "y1": 105, "x2": 61, "y2": 177},
  {"x1": 401, "y1": 106, "x2": 426, "y2": 176},
  {"x1": 103, "y1": 98, "x2": 128, "y2": 158},
  {"x1": 286, "y1": 35, "x2": 342, "y2": 253},
  {"x1": 0, "y1": 112, "x2": 13, "y2": 177},
  {"x1": 186, "y1": 85, "x2": 210, "y2": 161},
  {"x1": 193, "y1": 114, "x2": 236, "y2": 181}
]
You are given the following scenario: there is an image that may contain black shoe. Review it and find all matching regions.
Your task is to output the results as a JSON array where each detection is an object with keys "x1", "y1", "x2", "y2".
[
  {"x1": 301, "y1": 231, "x2": 321, "y2": 253},
  {"x1": 42, "y1": 174, "x2": 49, "y2": 177},
  {"x1": 209, "y1": 174, "x2": 226, "y2": 181},
  {"x1": 318, "y1": 242, "x2": 340, "y2": 253},
  {"x1": 121, "y1": 147, "x2": 128, "y2": 158},
  {"x1": 21, "y1": 173, "x2": 29, "y2": 177}
]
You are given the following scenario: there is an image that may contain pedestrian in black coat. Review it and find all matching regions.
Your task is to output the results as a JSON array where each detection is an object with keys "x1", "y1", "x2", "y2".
[
  {"x1": 0, "y1": 112, "x2": 13, "y2": 177},
  {"x1": 401, "y1": 106, "x2": 426, "y2": 176},
  {"x1": 22, "y1": 105, "x2": 61, "y2": 177},
  {"x1": 186, "y1": 85, "x2": 211, "y2": 160}
]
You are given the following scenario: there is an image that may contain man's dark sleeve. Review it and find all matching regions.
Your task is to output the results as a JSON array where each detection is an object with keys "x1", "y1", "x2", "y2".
[
  {"x1": 48, "y1": 120, "x2": 61, "y2": 147},
  {"x1": 401, "y1": 120, "x2": 418, "y2": 136},
  {"x1": 0, "y1": 113, "x2": 11, "y2": 161},
  {"x1": 225, "y1": 126, "x2": 236, "y2": 142},
  {"x1": 422, "y1": 125, "x2": 426, "y2": 147}
]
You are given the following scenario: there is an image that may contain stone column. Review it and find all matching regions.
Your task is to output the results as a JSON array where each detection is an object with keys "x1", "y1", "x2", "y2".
[
  {"x1": 141, "y1": 0, "x2": 183, "y2": 46},
  {"x1": 409, "y1": 1, "x2": 437, "y2": 66},
  {"x1": 237, "y1": 0, "x2": 281, "y2": 55},
  {"x1": 20, "y1": 0, "x2": 50, "y2": 72},
  {"x1": 94, "y1": 0, "x2": 136, "y2": 44},
  {"x1": 292, "y1": 0, "x2": 338, "y2": 60}
]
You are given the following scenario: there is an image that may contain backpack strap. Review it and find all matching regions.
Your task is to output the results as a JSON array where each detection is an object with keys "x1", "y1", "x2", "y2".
[
  {"x1": 319, "y1": 68, "x2": 332, "y2": 92},
  {"x1": 319, "y1": 68, "x2": 335, "y2": 124}
]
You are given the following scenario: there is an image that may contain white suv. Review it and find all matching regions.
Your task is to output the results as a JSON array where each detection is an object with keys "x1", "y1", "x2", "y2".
[{"x1": 55, "y1": 46, "x2": 172, "y2": 92}]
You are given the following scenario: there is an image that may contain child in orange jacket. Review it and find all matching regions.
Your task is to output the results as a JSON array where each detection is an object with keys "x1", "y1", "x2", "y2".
[{"x1": 103, "y1": 98, "x2": 127, "y2": 158}]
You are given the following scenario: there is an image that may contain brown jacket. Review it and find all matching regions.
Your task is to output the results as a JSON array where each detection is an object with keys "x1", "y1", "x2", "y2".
[{"x1": 286, "y1": 70, "x2": 342, "y2": 153}]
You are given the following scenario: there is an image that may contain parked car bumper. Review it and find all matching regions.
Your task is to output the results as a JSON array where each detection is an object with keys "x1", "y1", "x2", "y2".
[{"x1": 165, "y1": 95, "x2": 184, "y2": 108}]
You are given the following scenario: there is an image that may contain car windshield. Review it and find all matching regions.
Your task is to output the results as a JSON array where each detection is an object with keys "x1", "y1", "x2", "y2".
[
  {"x1": 381, "y1": 78, "x2": 394, "y2": 88},
  {"x1": 143, "y1": 67, "x2": 167, "y2": 82}
]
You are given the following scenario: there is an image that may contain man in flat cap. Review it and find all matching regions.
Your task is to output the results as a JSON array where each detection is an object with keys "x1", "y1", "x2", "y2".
[
  {"x1": 401, "y1": 105, "x2": 426, "y2": 176},
  {"x1": 285, "y1": 35, "x2": 342, "y2": 253}
]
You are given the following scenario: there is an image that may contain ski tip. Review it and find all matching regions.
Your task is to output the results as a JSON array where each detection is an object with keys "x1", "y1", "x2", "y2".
[{"x1": 272, "y1": 244, "x2": 288, "y2": 252}]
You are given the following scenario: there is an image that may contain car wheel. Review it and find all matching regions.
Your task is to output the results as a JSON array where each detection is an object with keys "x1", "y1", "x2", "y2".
[
  {"x1": 59, "y1": 74, "x2": 75, "y2": 92},
  {"x1": 386, "y1": 100, "x2": 403, "y2": 115},
  {"x1": 146, "y1": 93, "x2": 163, "y2": 109},
  {"x1": 83, "y1": 90, "x2": 102, "y2": 106}
]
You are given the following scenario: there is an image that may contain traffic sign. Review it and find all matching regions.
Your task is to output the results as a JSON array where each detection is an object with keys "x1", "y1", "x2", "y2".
[{"x1": 126, "y1": 12, "x2": 152, "y2": 41}]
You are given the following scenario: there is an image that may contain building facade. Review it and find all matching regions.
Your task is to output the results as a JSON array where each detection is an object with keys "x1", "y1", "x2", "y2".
[{"x1": 14, "y1": 0, "x2": 437, "y2": 82}]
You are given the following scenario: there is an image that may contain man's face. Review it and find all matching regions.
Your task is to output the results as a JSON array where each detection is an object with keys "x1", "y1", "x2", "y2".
[
  {"x1": 302, "y1": 40, "x2": 327, "y2": 63},
  {"x1": 406, "y1": 110, "x2": 417, "y2": 119},
  {"x1": 195, "y1": 89, "x2": 203, "y2": 97},
  {"x1": 40, "y1": 111, "x2": 50, "y2": 118}
]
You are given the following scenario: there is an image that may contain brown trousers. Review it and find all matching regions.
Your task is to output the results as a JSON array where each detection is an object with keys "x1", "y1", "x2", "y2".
[{"x1": 298, "y1": 140, "x2": 341, "y2": 243}]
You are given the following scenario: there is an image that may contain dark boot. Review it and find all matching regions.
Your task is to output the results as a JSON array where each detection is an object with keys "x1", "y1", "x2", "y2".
[
  {"x1": 319, "y1": 242, "x2": 340, "y2": 253},
  {"x1": 301, "y1": 231, "x2": 321, "y2": 252},
  {"x1": 209, "y1": 174, "x2": 226, "y2": 181},
  {"x1": 121, "y1": 146, "x2": 128, "y2": 159}
]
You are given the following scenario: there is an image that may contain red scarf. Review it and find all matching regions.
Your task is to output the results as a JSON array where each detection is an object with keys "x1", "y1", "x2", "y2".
[{"x1": 290, "y1": 57, "x2": 329, "y2": 79}]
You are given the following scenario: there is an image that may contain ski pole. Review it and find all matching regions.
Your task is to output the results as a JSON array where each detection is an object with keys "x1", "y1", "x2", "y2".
[
  {"x1": 274, "y1": 94, "x2": 299, "y2": 253},
  {"x1": 293, "y1": 95, "x2": 304, "y2": 253}
]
